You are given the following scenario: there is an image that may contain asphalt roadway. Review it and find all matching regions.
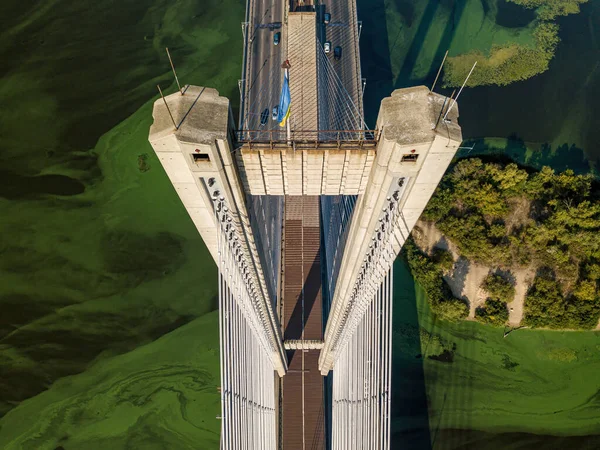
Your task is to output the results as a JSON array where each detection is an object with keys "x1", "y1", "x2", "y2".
[
  {"x1": 241, "y1": 0, "x2": 285, "y2": 134},
  {"x1": 240, "y1": 0, "x2": 364, "y2": 138}
]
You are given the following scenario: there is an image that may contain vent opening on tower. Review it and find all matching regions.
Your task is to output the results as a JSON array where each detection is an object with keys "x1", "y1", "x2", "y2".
[
  {"x1": 192, "y1": 153, "x2": 210, "y2": 163},
  {"x1": 401, "y1": 153, "x2": 419, "y2": 163}
]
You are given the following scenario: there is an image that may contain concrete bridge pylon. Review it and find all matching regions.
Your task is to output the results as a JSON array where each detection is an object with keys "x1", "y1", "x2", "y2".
[{"x1": 148, "y1": 83, "x2": 462, "y2": 449}]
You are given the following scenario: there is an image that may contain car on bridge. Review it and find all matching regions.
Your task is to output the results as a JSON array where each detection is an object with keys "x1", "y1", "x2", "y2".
[
  {"x1": 272, "y1": 105, "x2": 279, "y2": 121},
  {"x1": 324, "y1": 13, "x2": 331, "y2": 24},
  {"x1": 260, "y1": 109, "x2": 269, "y2": 127},
  {"x1": 334, "y1": 46, "x2": 342, "y2": 60},
  {"x1": 324, "y1": 41, "x2": 331, "y2": 53},
  {"x1": 274, "y1": 32, "x2": 281, "y2": 46}
]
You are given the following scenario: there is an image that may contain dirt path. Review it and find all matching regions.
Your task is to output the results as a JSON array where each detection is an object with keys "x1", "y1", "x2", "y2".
[
  {"x1": 462, "y1": 264, "x2": 490, "y2": 319},
  {"x1": 508, "y1": 267, "x2": 536, "y2": 327},
  {"x1": 415, "y1": 220, "x2": 459, "y2": 258}
]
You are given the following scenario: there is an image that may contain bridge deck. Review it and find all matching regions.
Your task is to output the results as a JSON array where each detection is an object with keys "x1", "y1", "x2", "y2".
[{"x1": 281, "y1": 195, "x2": 325, "y2": 450}]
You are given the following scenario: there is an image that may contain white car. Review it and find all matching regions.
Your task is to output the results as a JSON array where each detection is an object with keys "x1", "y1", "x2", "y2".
[{"x1": 324, "y1": 41, "x2": 331, "y2": 53}]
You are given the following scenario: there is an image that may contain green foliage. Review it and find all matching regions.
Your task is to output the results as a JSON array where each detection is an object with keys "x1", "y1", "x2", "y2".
[
  {"x1": 482, "y1": 273, "x2": 516, "y2": 303},
  {"x1": 509, "y1": 0, "x2": 588, "y2": 20},
  {"x1": 540, "y1": 347, "x2": 578, "y2": 362},
  {"x1": 432, "y1": 247, "x2": 454, "y2": 273},
  {"x1": 437, "y1": 214, "x2": 511, "y2": 265},
  {"x1": 403, "y1": 239, "x2": 469, "y2": 322},
  {"x1": 525, "y1": 166, "x2": 593, "y2": 201},
  {"x1": 524, "y1": 274, "x2": 600, "y2": 329},
  {"x1": 475, "y1": 299, "x2": 509, "y2": 326},
  {"x1": 424, "y1": 157, "x2": 600, "y2": 329},
  {"x1": 443, "y1": 23, "x2": 560, "y2": 87},
  {"x1": 573, "y1": 280, "x2": 598, "y2": 302},
  {"x1": 421, "y1": 188, "x2": 454, "y2": 222},
  {"x1": 583, "y1": 262, "x2": 600, "y2": 281}
]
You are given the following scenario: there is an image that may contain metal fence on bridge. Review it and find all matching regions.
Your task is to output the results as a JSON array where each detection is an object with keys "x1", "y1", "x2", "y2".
[{"x1": 234, "y1": 129, "x2": 379, "y2": 150}]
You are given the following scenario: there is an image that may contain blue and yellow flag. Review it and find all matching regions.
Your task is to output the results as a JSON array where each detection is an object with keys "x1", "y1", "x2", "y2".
[{"x1": 277, "y1": 72, "x2": 291, "y2": 127}]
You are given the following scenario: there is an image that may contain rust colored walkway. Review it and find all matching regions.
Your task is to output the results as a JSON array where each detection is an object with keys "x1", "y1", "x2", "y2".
[{"x1": 281, "y1": 196, "x2": 325, "y2": 450}]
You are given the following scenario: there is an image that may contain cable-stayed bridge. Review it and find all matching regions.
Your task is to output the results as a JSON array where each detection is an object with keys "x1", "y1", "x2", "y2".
[{"x1": 148, "y1": 0, "x2": 463, "y2": 448}]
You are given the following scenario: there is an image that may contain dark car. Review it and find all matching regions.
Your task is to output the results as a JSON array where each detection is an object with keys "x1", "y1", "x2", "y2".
[
  {"x1": 334, "y1": 46, "x2": 342, "y2": 60},
  {"x1": 274, "y1": 32, "x2": 281, "y2": 46},
  {"x1": 324, "y1": 13, "x2": 331, "y2": 24},
  {"x1": 260, "y1": 108, "x2": 269, "y2": 126}
]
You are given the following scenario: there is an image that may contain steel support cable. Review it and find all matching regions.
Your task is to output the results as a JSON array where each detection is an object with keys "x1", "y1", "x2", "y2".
[
  {"x1": 325, "y1": 0, "x2": 363, "y2": 118},
  {"x1": 331, "y1": 195, "x2": 403, "y2": 361},
  {"x1": 331, "y1": 266, "x2": 393, "y2": 450},
  {"x1": 216, "y1": 199, "x2": 277, "y2": 450},
  {"x1": 317, "y1": 49, "x2": 362, "y2": 134},
  {"x1": 316, "y1": 50, "x2": 349, "y2": 132},
  {"x1": 217, "y1": 207, "x2": 226, "y2": 450},
  {"x1": 322, "y1": 58, "x2": 363, "y2": 136},
  {"x1": 316, "y1": 48, "x2": 357, "y2": 134},
  {"x1": 347, "y1": 0, "x2": 364, "y2": 111},
  {"x1": 322, "y1": 58, "x2": 361, "y2": 133},
  {"x1": 317, "y1": 39, "x2": 366, "y2": 131}
]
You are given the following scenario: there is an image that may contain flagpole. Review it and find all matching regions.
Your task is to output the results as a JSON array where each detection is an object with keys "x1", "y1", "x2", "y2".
[{"x1": 285, "y1": 67, "x2": 291, "y2": 143}]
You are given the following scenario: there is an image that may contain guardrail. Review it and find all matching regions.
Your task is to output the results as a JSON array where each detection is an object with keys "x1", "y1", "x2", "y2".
[{"x1": 235, "y1": 129, "x2": 379, "y2": 150}]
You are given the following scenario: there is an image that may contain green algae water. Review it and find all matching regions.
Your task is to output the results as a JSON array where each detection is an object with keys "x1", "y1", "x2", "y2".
[
  {"x1": 359, "y1": 0, "x2": 600, "y2": 166},
  {"x1": 0, "y1": 0, "x2": 243, "y2": 447},
  {"x1": 391, "y1": 259, "x2": 600, "y2": 449},
  {"x1": 0, "y1": 0, "x2": 599, "y2": 448}
]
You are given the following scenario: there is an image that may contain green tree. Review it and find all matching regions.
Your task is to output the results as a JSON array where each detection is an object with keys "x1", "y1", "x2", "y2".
[
  {"x1": 487, "y1": 163, "x2": 528, "y2": 196},
  {"x1": 573, "y1": 280, "x2": 597, "y2": 302},
  {"x1": 422, "y1": 188, "x2": 454, "y2": 222},
  {"x1": 524, "y1": 274, "x2": 600, "y2": 329},
  {"x1": 432, "y1": 247, "x2": 455, "y2": 273},
  {"x1": 475, "y1": 299, "x2": 509, "y2": 326},
  {"x1": 482, "y1": 273, "x2": 515, "y2": 303}
]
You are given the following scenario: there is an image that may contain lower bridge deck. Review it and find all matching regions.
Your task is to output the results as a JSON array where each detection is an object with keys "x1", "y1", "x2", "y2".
[{"x1": 281, "y1": 195, "x2": 325, "y2": 450}]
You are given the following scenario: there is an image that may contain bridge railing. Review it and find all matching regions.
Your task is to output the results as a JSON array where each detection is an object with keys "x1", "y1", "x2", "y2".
[{"x1": 234, "y1": 129, "x2": 379, "y2": 150}]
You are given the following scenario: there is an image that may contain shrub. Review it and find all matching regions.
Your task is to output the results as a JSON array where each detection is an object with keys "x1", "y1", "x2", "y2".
[
  {"x1": 433, "y1": 298, "x2": 470, "y2": 322},
  {"x1": 438, "y1": 214, "x2": 511, "y2": 265},
  {"x1": 524, "y1": 275, "x2": 600, "y2": 329},
  {"x1": 404, "y1": 239, "x2": 469, "y2": 322},
  {"x1": 432, "y1": 247, "x2": 454, "y2": 273},
  {"x1": 475, "y1": 299, "x2": 509, "y2": 326},
  {"x1": 482, "y1": 273, "x2": 515, "y2": 303},
  {"x1": 422, "y1": 188, "x2": 454, "y2": 222},
  {"x1": 509, "y1": 0, "x2": 588, "y2": 20},
  {"x1": 443, "y1": 23, "x2": 559, "y2": 87},
  {"x1": 422, "y1": 157, "x2": 600, "y2": 329}
]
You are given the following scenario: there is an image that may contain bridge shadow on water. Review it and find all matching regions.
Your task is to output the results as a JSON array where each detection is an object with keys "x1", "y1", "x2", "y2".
[
  {"x1": 391, "y1": 257, "x2": 479, "y2": 450},
  {"x1": 390, "y1": 257, "x2": 433, "y2": 450},
  {"x1": 358, "y1": 0, "x2": 469, "y2": 127}
]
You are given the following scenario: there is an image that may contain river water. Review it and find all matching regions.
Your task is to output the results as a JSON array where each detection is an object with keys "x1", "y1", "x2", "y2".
[{"x1": 0, "y1": 0, "x2": 598, "y2": 448}]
